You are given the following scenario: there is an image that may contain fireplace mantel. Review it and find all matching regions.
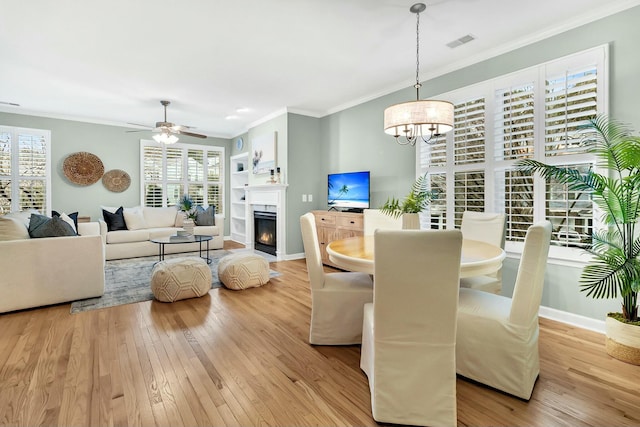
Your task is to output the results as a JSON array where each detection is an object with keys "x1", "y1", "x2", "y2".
[{"x1": 244, "y1": 184, "x2": 288, "y2": 260}]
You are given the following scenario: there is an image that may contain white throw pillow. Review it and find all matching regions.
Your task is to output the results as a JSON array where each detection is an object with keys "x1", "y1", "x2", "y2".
[
  {"x1": 123, "y1": 206, "x2": 148, "y2": 230},
  {"x1": 0, "y1": 216, "x2": 30, "y2": 241},
  {"x1": 143, "y1": 206, "x2": 179, "y2": 228},
  {"x1": 60, "y1": 212, "x2": 77, "y2": 233}
]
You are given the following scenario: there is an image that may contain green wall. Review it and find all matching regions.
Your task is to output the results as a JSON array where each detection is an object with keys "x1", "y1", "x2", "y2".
[{"x1": 287, "y1": 113, "x2": 322, "y2": 254}]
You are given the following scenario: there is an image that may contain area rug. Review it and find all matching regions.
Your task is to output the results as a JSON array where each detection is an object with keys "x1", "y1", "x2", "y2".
[{"x1": 70, "y1": 250, "x2": 280, "y2": 313}]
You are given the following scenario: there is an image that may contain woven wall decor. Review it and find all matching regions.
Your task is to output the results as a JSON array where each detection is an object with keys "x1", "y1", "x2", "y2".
[
  {"x1": 102, "y1": 169, "x2": 131, "y2": 193},
  {"x1": 63, "y1": 152, "x2": 104, "y2": 186}
]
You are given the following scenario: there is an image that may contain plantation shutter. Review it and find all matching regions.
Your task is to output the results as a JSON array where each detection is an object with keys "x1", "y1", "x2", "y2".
[
  {"x1": 494, "y1": 83, "x2": 535, "y2": 161},
  {"x1": 545, "y1": 65, "x2": 598, "y2": 157},
  {"x1": 207, "y1": 151, "x2": 223, "y2": 212},
  {"x1": 187, "y1": 149, "x2": 205, "y2": 206},
  {"x1": 425, "y1": 172, "x2": 446, "y2": 229},
  {"x1": 454, "y1": 97, "x2": 485, "y2": 165},
  {"x1": 143, "y1": 145, "x2": 164, "y2": 207},
  {"x1": 0, "y1": 131, "x2": 12, "y2": 213},
  {"x1": 141, "y1": 141, "x2": 224, "y2": 212},
  {"x1": 454, "y1": 170, "x2": 484, "y2": 227},
  {"x1": 0, "y1": 127, "x2": 50, "y2": 214},
  {"x1": 495, "y1": 168, "x2": 534, "y2": 242},
  {"x1": 545, "y1": 162, "x2": 593, "y2": 248}
]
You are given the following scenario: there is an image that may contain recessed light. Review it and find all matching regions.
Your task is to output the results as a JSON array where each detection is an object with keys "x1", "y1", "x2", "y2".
[
  {"x1": 225, "y1": 115, "x2": 239, "y2": 120},
  {"x1": 236, "y1": 107, "x2": 250, "y2": 113}
]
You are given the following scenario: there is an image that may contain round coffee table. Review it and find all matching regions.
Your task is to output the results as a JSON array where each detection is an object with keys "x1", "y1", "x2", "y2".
[{"x1": 150, "y1": 234, "x2": 213, "y2": 264}]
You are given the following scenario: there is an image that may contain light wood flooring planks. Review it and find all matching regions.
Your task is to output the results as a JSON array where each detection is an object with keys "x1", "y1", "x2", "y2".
[{"x1": 1, "y1": 241, "x2": 639, "y2": 426}]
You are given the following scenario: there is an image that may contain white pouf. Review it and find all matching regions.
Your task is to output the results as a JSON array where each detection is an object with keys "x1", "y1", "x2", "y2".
[
  {"x1": 218, "y1": 253, "x2": 270, "y2": 290},
  {"x1": 150, "y1": 257, "x2": 211, "y2": 302}
]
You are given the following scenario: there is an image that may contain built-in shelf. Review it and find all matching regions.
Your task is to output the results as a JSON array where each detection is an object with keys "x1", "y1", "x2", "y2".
[{"x1": 230, "y1": 153, "x2": 249, "y2": 243}]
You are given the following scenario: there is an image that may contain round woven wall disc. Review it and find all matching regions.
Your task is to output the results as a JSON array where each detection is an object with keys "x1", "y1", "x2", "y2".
[
  {"x1": 63, "y1": 152, "x2": 104, "y2": 186},
  {"x1": 102, "y1": 169, "x2": 131, "y2": 193}
]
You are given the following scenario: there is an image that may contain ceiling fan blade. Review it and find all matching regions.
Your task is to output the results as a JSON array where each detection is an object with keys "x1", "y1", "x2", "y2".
[
  {"x1": 178, "y1": 130, "x2": 207, "y2": 139},
  {"x1": 125, "y1": 129, "x2": 150, "y2": 133},
  {"x1": 127, "y1": 122, "x2": 153, "y2": 128}
]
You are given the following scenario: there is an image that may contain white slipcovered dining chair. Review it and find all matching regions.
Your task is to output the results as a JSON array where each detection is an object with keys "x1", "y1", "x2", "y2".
[
  {"x1": 360, "y1": 229, "x2": 462, "y2": 426},
  {"x1": 456, "y1": 220, "x2": 552, "y2": 400},
  {"x1": 299, "y1": 213, "x2": 373, "y2": 345},
  {"x1": 459, "y1": 210, "x2": 506, "y2": 294},
  {"x1": 363, "y1": 209, "x2": 402, "y2": 236}
]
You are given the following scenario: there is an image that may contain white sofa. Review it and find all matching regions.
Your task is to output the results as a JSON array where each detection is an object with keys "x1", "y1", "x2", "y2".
[
  {"x1": 99, "y1": 206, "x2": 224, "y2": 260},
  {"x1": 0, "y1": 221, "x2": 105, "y2": 313}
]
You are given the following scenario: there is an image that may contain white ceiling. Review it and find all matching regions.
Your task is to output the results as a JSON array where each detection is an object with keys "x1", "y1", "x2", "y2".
[{"x1": 1, "y1": 0, "x2": 638, "y2": 138}]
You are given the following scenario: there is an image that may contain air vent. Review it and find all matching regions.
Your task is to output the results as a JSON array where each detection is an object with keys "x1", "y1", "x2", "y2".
[{"x1": 446, "y1": 34, "x2": 475, "y2": 49}]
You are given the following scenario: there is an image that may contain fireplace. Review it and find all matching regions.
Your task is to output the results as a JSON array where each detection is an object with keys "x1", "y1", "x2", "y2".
[{"x1": 254, "y1": 210, "x2": 277, "y2": 255}]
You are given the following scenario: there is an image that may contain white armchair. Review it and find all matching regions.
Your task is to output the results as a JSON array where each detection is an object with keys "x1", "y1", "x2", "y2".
[
  {"x1": 299, "y1": 212, "x2": 373, "y2": 345},
  {"x1": 459, "y1": 210, "x2": 506, "y2": 294},
  {"x1": 456, "y1": 221, "x2": 552, "y2": 400},
  {"x1": 360, "y1": 229, "x2": 462, "y2": 426},
  {"x1": 363, "y1": 209, "x2": 402, "y2": 236}
]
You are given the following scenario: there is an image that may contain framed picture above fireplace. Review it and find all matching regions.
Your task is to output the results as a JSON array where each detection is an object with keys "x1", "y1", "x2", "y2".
[{"x1": 252, "y1": 131, "x2": 277, "y2": 174}]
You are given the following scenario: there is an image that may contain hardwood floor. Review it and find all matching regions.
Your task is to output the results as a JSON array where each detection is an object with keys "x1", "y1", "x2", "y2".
[{"x1": 1, "y1": 242, "x2": 639, "y2": 426}]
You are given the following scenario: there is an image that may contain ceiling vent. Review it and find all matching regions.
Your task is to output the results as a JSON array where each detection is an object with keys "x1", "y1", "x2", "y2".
[{"x1": 446, "y1": 34, "x2": 475, "y2": 49}]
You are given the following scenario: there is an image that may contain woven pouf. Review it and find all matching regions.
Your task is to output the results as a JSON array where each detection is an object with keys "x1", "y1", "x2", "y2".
[
  {"x1": 150, "y1": 257, "x2": 211, "y2": 302},
  {"x1": 218, "y1": 253, "x2": 270, "y2": 290}
]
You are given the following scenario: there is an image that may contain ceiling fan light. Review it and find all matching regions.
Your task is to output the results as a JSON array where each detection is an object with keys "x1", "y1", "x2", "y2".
[{"x1": 153, "y1": 132, "x2": 179, "y2": 144}]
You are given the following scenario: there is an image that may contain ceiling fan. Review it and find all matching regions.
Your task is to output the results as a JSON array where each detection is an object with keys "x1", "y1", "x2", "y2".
[{"x1": 127, "y1": 100, "x2": 207, "y2": 143}]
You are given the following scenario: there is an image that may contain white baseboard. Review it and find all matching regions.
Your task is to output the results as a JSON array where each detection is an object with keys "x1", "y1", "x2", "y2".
[
  {"x1": 539, "y1": 305, "x2": 605, "y2": 334},
  {"x1": 283, "y1": 252, "x2": 305, "y2": 261}
]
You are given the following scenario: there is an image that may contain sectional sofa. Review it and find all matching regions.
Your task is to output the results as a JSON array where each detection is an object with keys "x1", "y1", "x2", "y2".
[
  {"x1": 0, "y1": 218, "x2": 105, "y2": 313},
  {"x1": 99, "y1": 206, "x2": 224, "y2": 260}
]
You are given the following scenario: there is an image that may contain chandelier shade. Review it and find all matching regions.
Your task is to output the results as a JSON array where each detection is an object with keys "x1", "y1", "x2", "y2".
[{"x1": 384, "y1": 99, "x2": 454, "y2": 142}]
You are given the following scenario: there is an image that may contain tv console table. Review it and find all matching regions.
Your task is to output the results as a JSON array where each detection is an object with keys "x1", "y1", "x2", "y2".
[{"x1": 312, "y1": 210, "x2": 363, "y2": 269}]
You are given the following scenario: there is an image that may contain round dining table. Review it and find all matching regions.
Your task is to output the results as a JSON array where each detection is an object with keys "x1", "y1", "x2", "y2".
[{"x1": 326, "y1": 235, "x2": 506, "y2": 277}]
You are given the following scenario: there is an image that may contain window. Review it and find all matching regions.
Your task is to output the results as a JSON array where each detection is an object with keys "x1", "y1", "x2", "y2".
[
  {"x1": 0, "y1": 126, "x2": 51, "y2": 214},
  {"x1": 141, "y1": 141, "x2": 224, "y2": 214},
  {"x1": 419, "y1": 45, "x2": 607, "y2": 261}
]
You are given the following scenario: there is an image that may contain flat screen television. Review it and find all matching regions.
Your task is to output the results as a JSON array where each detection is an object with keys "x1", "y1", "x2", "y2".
[{"x1": 327, "y1": 171, "x2": 370, "y2": 212}]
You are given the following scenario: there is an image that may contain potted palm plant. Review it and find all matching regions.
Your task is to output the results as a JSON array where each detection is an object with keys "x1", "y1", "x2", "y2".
[
  {"x1": 517, "y1": 116, "x2": 640, "y2": 365},
  {"x1": 380, "y1": 174, "x2": 439, "y2": 229}
]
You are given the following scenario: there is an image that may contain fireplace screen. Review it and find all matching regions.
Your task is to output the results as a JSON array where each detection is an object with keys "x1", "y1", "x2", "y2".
[{"x1": 254, "y1": 210, "x2": 276, "y2": 256}]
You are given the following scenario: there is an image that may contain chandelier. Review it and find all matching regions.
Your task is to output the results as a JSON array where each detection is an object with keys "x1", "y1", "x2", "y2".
[{"x1": 383, "y1": 3, "x2": 454, "y2": 145}]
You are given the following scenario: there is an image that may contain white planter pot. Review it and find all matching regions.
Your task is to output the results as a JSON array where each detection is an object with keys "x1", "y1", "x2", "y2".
[
  {"x1": 605, "y1": 316, "x2": 640, "y2": 365},
  {"x1": 402, "y1": 213, "x2": 420, "y2": 230}
]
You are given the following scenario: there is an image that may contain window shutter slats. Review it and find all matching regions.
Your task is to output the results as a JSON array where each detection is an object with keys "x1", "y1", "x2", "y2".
[
  {"x1": 545, "y1": 163, "x2": 593, "y2": 248},
  {"x1": 453, "y1": 170, "x2": 485, "y2": 227},
  {"x1": 496, "y1": 169, "x2": 534, "y2": 242},
  {"x1": 454, "y1": 97, "x2": 485, "y2": 165},
  {"x1": 494, "y1": 82, "x2": 535, "y2": 161},
  {"x1": 545, "y1": 66, "x2": 597, "y2": 157}
]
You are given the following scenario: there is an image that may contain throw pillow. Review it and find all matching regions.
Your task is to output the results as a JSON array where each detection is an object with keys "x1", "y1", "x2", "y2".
[
  {"x1": 28, "y1": 214, "x2": 76, "y2": 238},
  {"x1": 0, "y1": 216, "x2": 30, "y2": 241},
  {"x1": 194, "y1": 205, "x2": 215, "y2": 226},
  {"x1": 103, "y1": 206, "x2": 128, "y2": 231},
  {"x1": 52, "y1": 210, "x2": 79, "y2": 234},
  {"x1": 123, "y1": 206, "x2": 148, "y2": 230}
]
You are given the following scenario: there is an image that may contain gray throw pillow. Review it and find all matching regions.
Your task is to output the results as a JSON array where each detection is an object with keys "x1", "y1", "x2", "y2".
[
  {"x1": 28, "y1": 213, "x2": 77, "y2": 238},
  {"x1": 194, "y1": 205, "x2": 215, "y2": 226}
]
